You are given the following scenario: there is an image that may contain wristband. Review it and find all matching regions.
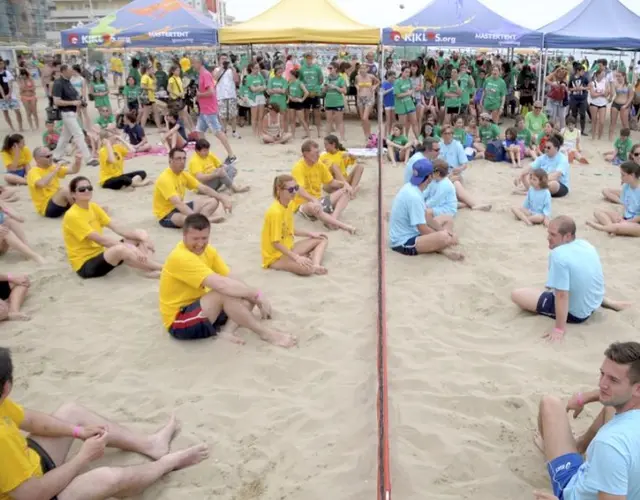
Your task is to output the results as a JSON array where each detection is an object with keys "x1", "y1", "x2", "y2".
[
  {"x1": 577, "y1": 392, "x2": 584, "y2": 406},
  {"x1": 72, "y1": 426, "x2": 83, "y2": 439},
  {"x1": 553, "y1": 327, "x2": 565, "y2": 334},
  {"x1": 255, "y1": 291, "x2": 262, "y2": 302},
  {"x1": 6, "y1": 273, "x2": 11, "y2": 283}
]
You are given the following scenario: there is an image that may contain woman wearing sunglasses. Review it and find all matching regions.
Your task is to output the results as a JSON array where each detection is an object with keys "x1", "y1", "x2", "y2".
[
  {"x1": 62, "y1": 176, "x2": 163, "y2": 279},
  {"x1": 261, "y1": 174, "x2": 328, "y2": 276}
]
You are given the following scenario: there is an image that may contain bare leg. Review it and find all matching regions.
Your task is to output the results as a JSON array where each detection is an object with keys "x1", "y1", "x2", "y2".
[
  {"x1": 512, "y1": 206, "x2": 533, "y2": 226},
  {"x1": 269, "y1": 238, "x2": 328, "y2": 275},
  {"x1": 601, "y1": 296, "x2": 633, "y2": 311},
  {"x1": 194, "y1": 198, "x2": 224, "y2": 223},
  {"x1": 609, "y1": 107, "x2": 619, "y2": 141},
  {"x1": 4, "y1": 173, "x2": 27, "y2": 186},
  {"x1": 536, "y1": 396, "x2": 578, "y2": 462},
  {"x1": 602, "y1": 188, "x2": 622, "y2": 204},
  {"x1": 347, "y1": 164, "x2": 364, "y2": 193},
  {"x1": 454, "y1": 180, "x2": 491, "y2": 211},
  {"x1": 7, "y1": 283, "x2": 29, "y2": 320},
  {"x1": 102, "y1": 244, "x2": 163, "y2": 274},
  {"x1": 329, "y1": 188, "x2": 350, "y2": 221},
  {"x1": 0, "y1": 229, "x2": 44, "y2": 264},
  {"x1": 214, "y1": 130, "x2": 234, "y2": 157}
]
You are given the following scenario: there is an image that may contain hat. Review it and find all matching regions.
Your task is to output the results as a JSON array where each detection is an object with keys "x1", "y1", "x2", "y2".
[{"x1": 409, "y1": 159, "x2": 434, "y2": 186}]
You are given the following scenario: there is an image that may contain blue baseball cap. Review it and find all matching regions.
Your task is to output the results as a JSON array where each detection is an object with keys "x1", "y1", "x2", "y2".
[{"x1": 409, "y1": 159, "x2": 434, "y2": 186}]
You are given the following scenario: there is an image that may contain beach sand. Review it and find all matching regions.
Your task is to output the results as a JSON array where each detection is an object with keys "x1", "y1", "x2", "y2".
[{"x1": 3, "y1": 94, "x2": 639, "y2": 499}]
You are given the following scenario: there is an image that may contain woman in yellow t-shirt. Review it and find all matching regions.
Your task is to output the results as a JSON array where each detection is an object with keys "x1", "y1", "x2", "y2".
[
  {"x1": 139, "y1": 65, "x2": 162, "y2": 129},
  {"x1": 261, "y1": 174, "x2": 328, "y2": 275},
  {"x1": 110, "y1": 53, "x2": 124, "y2": 87},
  {"x1": 167, "y1": 65, "x2": 194, "y2": 132},
  {"x1": 1, "y1": 134, "x2": 32, "y2": 186},
  {"x1": 319, "y1": 134, "x2": 363, "y2": 197},
  {"x1": 98, "y1": 132, "x2": 151, "y2": 190}
]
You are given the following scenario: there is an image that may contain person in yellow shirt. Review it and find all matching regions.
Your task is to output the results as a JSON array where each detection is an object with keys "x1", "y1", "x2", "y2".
[
  {"x1": 262, "y1": 174, "x2": 328, "y2": 275},
  {"x1": 27, "y1": 147, "x2": 82, "y2": 218},
  {"x1": 1, "y1": 133, "x2": 32, "y2": 186},
  {"x1": 292, "y1": 139, "x2": 357, "y2": 234},
  {"x1": 98, "y1": 132, "x2": 150, "y2": 190},
  {"x1": 188, "y1": 138, "x2": 249, "y2": 194},
  {"x1": 110, "y1": 53, "x2": 124, "y2": 87},
  {"x1": 320, "y1": 134, "x2": 364, "y2": 198},
  {"x1": 139, "y1": 65, "x2": 162, "y2": 129},
  {"x1": 63, "y1": 175, "x2": 162, "y2": 279},
  {"x1": 154, "y1": 147, "x2": 231, "y2": 229},
  {"x1": 159, "y1": 213, "x2": 297, "y2": 347},
  {"x1": 0, "y1": 347, "x2": 210, "y2": 500}
]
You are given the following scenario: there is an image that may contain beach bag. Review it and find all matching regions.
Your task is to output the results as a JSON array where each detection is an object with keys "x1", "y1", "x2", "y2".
[
  {"x1": 366, "y1": 133, "x2": 378, "y2": 149},
  {"x1": 46, "y1": 106, "x2": 61, "y2": 122},
  {"x1": 485, "y1": 140, "x2": 506, "y2": 162}
]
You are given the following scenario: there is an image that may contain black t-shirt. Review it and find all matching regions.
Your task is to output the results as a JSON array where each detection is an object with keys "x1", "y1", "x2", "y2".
[
  {"x1": 0, "y1": 70, "x2": 10, "y2": 96},
  {"x1": 52, "y1": 77, "x2": 79, "y2": 112},
  {"x1": 123, "y1": 124, "x2": 145, "y2": 145},
  {"x1": 569, "y1": 74, "x2": 589, "y2": 100}
]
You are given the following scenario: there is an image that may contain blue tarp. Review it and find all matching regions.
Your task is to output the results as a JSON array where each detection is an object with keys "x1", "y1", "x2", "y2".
[
  {"x1": 539, "y1": 0, "x2": 640, "y2": 49},
  {"x1": 60, "y1": 0, "x2": 218, "y2": 49},
  {"x1": 382, "y1": 0, "x2": 543, "y2": 48}
]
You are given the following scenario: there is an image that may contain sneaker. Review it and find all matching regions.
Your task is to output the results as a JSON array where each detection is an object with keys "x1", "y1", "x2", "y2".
[
  {"x1": 581, "y1": 131, "x2": 588, "y2": 136},
  {"x1": 232, "y1": 131, "x2": 241, "y2": 139},
  {"x1": 224, "y1": 156, "x2": 237, "y2": 165},
  {"x1": 87, "y1": 159, "x2": 99, "y2": 167}
]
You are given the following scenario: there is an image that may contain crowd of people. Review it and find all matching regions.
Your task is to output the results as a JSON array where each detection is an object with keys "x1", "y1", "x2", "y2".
[{"x1": 0, "y1": 48, "x2": 639, "y2": 500}]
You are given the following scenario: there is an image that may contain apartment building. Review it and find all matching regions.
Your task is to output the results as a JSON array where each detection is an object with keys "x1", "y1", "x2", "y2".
[
  {"x1": 0, "y1": 0, "x2": 49, "y2": 44},
  {"x1": 45, "y1": 0, "x2": 130, "y2": 41}
]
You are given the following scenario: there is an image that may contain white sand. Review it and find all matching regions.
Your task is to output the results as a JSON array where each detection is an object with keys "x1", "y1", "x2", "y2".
[{"x1": 3, "y1": 93, "x2": 639, "y2": 499}]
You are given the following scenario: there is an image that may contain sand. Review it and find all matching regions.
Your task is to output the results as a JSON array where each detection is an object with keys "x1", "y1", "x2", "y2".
[{"x1": 2, "y1": 91, "x2": 639, "y2": 499}]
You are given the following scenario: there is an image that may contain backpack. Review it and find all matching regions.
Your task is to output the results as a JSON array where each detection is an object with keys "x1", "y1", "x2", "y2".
[{"x1": 485, "y1": 140, "x2": 506, "y2": 162}]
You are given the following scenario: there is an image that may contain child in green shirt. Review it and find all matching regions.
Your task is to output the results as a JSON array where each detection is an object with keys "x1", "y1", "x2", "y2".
[
  {"x1": 605, "y1": 128, "x2": 633, "y2": 165},
  {"x1": 386, "y1": 123, "x2": 411, "y2": 166},
  {"x1": 42, "y1": 121, "x2": 60, "y2": 150}
]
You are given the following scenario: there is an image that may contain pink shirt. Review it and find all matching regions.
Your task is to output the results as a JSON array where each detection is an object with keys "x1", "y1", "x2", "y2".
[
  {"x1": 198, "y1": 68, "x2": 218, "y2": 114},
  {"x1": 284, "y1": 60, "x2": 295, "y2": 81}
]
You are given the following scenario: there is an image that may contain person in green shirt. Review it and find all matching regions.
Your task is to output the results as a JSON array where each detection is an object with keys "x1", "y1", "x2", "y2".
[
  {"x1": 605, "y1": 128, "x2": 634, "y2": 164},
  {"x1": 246, "y1": 62, "x2": 267, "y2": 137},
  {"x1": 515, "y1": 115, "x2": 537, "y2": 159},
  {"x1": 386, "y1": 122, "x2": 411, "y2": 165},
  {"x1": 128, "y1": 58, "x2": 141, "y2": 86},
  {"x1": 90, "y1": 69, "x2": 111, "y2": 111},
  {"x1": 323, "y1": 62, "x2": 347, "y2": 141},
  {"x1": 453, "y1": 116, "x2": 468, "y2": 145},
  {"x1": 299, "y1": 53, "x2": 324, "y2": 137},
  {"x1": 286, "y1": 70, "x2": 310, "y2": 139},
  {"x1": 122, "y1": 76, "x2": 141, "y2": 114},
  {"x1": 394, "y1": 67, "x2": 419, "y2": 139},
  {"x1": 482, "y1": 66, "x2": 507, "y2": 123},
  {"x1": 154, "y1": 62, "x2": 168, "y2": 92},
  {"x1": 443, "y1": 68, "x2": 463, "y2": 122},
  {"x1": 478, "y1": 113, "x2": 500, "y2": 146},
  {"x1": 458, "y1": 63, "x2": 475, "y2": 115},
  {"x1": 267, "y1": 64, "x2": 289, "y2": 133},
  {"x1": 525, "y1": 100, "x2": 549, "y2": 139}
]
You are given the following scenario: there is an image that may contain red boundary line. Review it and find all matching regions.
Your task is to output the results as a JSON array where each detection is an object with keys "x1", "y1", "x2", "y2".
[{"x1": 376, "y1": 45, "x2": 391, "y2": 500}]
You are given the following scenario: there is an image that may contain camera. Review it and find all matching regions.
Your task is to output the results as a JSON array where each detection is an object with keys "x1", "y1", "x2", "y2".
[{"x1": 222, "y1": 60, "x2": 230, "y2": 69}]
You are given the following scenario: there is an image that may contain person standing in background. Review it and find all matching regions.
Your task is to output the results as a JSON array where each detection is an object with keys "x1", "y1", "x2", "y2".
[
  {"x1": 110, "y1": 53, "x2": 124, "y2": 88},
  {"x1": 300, "y1": 53, "x2": 324, "y2": 138},
  {"x1": 214, "y1": 53, "x2": 241, "y2": 139}
]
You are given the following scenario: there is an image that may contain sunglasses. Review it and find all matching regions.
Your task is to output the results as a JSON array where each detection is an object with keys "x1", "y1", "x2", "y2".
[
  {"x1": 285, "y1": 185, "x2": 299, "y2": 194},
  {"x1": 634, "y1": 152, "x2": 640, "y2": 157},
  {"x1": 432, "y1": 148, "x2": 441, "y2": 152},
  {"x1": 76, "y1": 186, "x2": 93, "y2": 193},
  {"x1": 534, "y1": 106, "x2": 543, "y2": 110}
]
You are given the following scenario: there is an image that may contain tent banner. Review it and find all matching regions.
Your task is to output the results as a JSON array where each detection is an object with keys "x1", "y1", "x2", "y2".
[
  {"x1": 382, "y1": 27, "x2": 530, "y2": 47},
  {"x1": 62, "y1": 29, "x2": 216, "y2": 49}
]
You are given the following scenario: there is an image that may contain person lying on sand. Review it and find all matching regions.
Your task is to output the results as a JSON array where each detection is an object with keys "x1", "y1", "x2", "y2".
[
  {"x1": 153, "y1": 147, "x2": 231, "y2": 229},
  {"x1": 26, "y1": 148, "x2": 82, "y2": 219},
  {"x1": 510, "y1": 216, "x2": 631, "y2": 342},
  {"x1": 160, "y1": 214, "x2": 297, "y2": 347},
  {"x1": 0, "y1": 203, "x2": 44, "y2": 264},
  {"x1": 0, "y1": 347, "x2": 209, "y2": 500},
  {"x1": 63, "y1": 176, "x2": 163, "y2": 279},
  {"x1": 188, "y1": 138, "x2": 249, "y2": 194},
  {"x1": 291, "y1": 140, "x2": 356, "y2": 234},
  {"x1": 0, "y1": 271, "x2": 30, "y2": 320},
  {"x1": 388, "y1": 159, "x2": 463, "y2": 261},
  {"x1": 262, "y1": 174, "x2": 329, "y2": 276},
  {"x1": 532, "y1": 341, "x2": 640, "y2": 500},
  {"x1": 587, "y1": 161, "x2": 640, "y2": 237}
]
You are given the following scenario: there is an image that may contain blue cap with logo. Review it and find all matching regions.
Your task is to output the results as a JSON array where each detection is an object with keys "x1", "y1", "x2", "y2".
[{"x1": 409, "y1": 159, "x2": 434, "y2": 186}]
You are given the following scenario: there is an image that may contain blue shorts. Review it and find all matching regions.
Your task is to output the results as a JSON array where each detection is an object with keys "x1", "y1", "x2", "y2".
[
  {"x1": 391, "y1": 236, "x2": 418, "y2": 256},
  {"x1": 547, "y1": 453, "x2": 584, "y2": 499},
  {"x1": 8, "y1": 168, "x2": 26, "y2": 178},
  {"x1": 536, "y1": 291, "x2": 591, "y2": 324},
  {"x1": 168, "y1": 299, "x2": 229, "y2": 340},
  {"x1": 159, "y1": 201, "x2": 194, "y2": 228},
  {"x1": 196, "y1": 113, "x2": 223, "y2": 134}
]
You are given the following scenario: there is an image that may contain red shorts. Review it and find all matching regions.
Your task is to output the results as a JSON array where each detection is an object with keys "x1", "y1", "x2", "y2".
[{"x1": 168, "y1": 299, "x2": 228, "y2": 340}]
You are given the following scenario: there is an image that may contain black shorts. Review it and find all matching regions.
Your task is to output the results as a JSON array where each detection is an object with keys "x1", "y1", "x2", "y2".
[
  {"x1": 169, "y1": 299, "x2": 229, "y2": 340},
  {"x1": 44, "y1": 199, "x2": 69, "y2": 219},
  {"x1": 289, "y1": 101, "x2": 305, "y2": 111},
  {"x1": 590, "y1": 103, "x2": 607, "y2": 109},
  {"x1": 611, "y1": 101, "x2": 625, "y2": 111},
  {"x1": 325, "y1": 106, "x2": 344, "y2": 112},
  {"x1": 551, "y1": 182, "x2": 569, "y2": 198},
  {"x1": 536, "y1": 291, "x2": 591, "y2": 324},
  {"x1": 102, "y1": 170, "x2": 147, "y2": 190},
  {"x1": 0, "y1": 280, "x2": 10, "y2": 300},
  {"x1": 159, "y1": 201, "x2": 194, "y2": 229},
  {"x1": 304, "y1": 96, "x2": 321, "y2": 109},
  {"x1": 27, "y1": 437, "x2": 59, "y2": 499},
  {"x1": 520, "y1": 96, "x2": 534, "y2": 106},
  {"x1": 391, "y1": 236, "x2": 419, "y2": 256},
  {"x1": 446, "y1": 106, "x2": 460, "y2": 114},
  {"x1": 77, "y1": 253, "x2": 119, "y2": 279}
]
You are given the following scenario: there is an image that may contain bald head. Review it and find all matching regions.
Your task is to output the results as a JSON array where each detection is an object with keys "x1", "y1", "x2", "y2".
[{"x1": 551, "y1": 215, "x2": 576, "y2": 237}]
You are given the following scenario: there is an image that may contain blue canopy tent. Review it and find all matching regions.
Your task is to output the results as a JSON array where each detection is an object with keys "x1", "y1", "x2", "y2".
[
  {"x1": 381, "y1": 0, "x2": 543, "y2": 48},
  {"x1": 60, "y1": 0, "x2": 218, "y2": 49},
  {"x1": 538, "y1": 0, "x2": 640, "y2": 49}
]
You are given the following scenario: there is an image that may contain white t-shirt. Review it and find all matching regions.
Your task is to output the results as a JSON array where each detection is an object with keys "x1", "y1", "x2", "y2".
[{"x1": 215, "y1": 67, "x2": 236, "y2": 100}]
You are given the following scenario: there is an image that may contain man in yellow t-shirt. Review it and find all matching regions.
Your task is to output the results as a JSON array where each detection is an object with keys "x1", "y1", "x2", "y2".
[
  {"x1": 153, "y1": 147, "x2": 232, "y2": 229},
  {"x1": 188, "y1": 138, "x2": 249, "y2": 194},
  {"x1": 0, "y1": 347, "x2": 210, "y2": 499},
  {"x1": 159, "y1": 213, "x2": 296, "y2": 347},
  {"x1": 110, "y1": 53, "x2": 124, "y2": 87},
  {"x1": 98, "y1": 134, "x2": 150, "y2": 190},
  {"x1": 291, "y1": 139, "x2": 356, "y2": 234},
  {"x1": 63, "y1": 175, "x2": 162, "y2": 279},
  {"x1": 26, "y1": 147, "x2": 82, "y2": 218}
]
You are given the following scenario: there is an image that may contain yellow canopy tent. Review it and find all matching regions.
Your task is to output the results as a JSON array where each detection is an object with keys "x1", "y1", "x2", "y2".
[{"x1": 219, "y1": 0, "x2": 380, "y2": 45}]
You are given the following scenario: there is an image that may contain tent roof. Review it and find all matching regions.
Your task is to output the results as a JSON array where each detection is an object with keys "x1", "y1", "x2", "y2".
[
  {"x1": 382, "y1": 0, "x2": 542, "y2": 48},
  {"x1": 219, "y1": 0, "x2": 379, "y2": 45},
  {"x1": 60, "y1": 0, "x2": 218, "y2": 49},
  {"x1": 538, "y1": 0, "x2": 640, "y2": 49}
]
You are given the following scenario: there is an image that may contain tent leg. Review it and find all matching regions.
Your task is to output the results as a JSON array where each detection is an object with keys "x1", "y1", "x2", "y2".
[
  {"x1": 377, "y1": 44, "x2": 385, "y2": 150},
  {"x1": 540, "y1": 49, "x2": 549, "y2": 105}
]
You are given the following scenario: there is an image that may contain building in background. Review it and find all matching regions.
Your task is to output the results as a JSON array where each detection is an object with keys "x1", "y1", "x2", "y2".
[
  {"x1": 45, "y1": 0, "x2": 129, "y2": 41},
  {"x1": 0, "y1": 0, "x2": 48, "y2": 44}
]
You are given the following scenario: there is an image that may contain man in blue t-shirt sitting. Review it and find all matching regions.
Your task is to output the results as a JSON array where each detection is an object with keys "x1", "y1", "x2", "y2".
[
  {"x1": 511, "y1": 216, "x2": 631, "y2": 341},
  {"x1": 533, "y1": 341, "x2": 640, "y2": 500}
]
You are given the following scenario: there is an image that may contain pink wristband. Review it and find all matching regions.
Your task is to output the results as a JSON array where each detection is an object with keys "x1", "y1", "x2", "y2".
[
  {"x1": 255, "y1": 291, "x2": 262, "y2": 302},
  {"x1": 577, "y1": 392, "x2": 584, "y2": 406},
  {"x1": 553, "y1": 327, "x2": 565, "y2": 334},
  {"x1": 72, "y1": 426, "x2": 82, "y2": 439}
]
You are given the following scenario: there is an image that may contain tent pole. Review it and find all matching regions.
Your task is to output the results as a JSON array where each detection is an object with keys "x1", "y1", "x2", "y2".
[
  {"x1": 378, "y1": 44, "x2": 385, "y2": 140},
  {"x1": 536, "y1": 34, "x2": 545, "y2": 101},
  {"x1": 540, "y1": 49, "x2": 549, "y2": 105}
]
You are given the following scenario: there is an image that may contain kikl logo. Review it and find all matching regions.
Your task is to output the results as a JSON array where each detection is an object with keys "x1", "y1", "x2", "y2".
[
  {"x1": 67, "y1": 34, "x2": 79, "y2": 45},
  {"x1": 390, "y1": 30, "x2": 456, "y2": 44},
  {"x1": 389, "y1": 30, "x2": 402, "y2": 42}
]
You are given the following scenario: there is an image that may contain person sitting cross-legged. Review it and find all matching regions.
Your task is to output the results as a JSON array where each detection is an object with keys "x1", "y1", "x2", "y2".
[
  {"x1": 159, "y1": 214, "x2": 297, "y2": 347},
  {"x1": 0, "y1": 347, "x2": 209, "y2": 500},
  {"x1": 63, "y1": 176, "x2": 163, "y2": 279},
  {"x1": 153, "y1": 147, "x2": 231, "y2": 229},
  {"x1": 98, "y1": 131, "x2": 151, "y2": 191},
  {"x1": 187, "y1": 138, "x2": 249, "y2": 194}
]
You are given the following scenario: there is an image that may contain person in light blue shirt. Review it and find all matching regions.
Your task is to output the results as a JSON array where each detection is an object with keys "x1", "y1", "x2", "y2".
[
  {"x1": 511, "y1": 168, "x2": 552, "y2": 226},
  {"x1": 389, "y1": 159, "x2": 462, "y2": 260},
  {"x1": 587, "y1": 161, "x2": 640, "y2": 237},
  {"x1": 424, "y1": 159, "x2": 457, "y2": 231},
  {"x1": 534, "y1": 341, "x2": 640, "y2": 500},
  {"x1": 511, "y1": 215, "x2": 631, "y2": 341},
  {"x1": 530, "y1": 134, "x2": 571, "y2": 198},
  {"x1": 403, "y1": 137, "x2": 440, "y2": 184}
]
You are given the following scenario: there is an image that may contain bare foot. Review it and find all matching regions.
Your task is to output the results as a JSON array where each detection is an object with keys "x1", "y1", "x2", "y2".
[
  {"x1": 161, "y1": 443, "x2": 209, "y2": 471},
  {"x1": 265, "y1": 331, "x2": 297, "y2": 348},
  {"x1": 144, "y1": 271, "x2": 161, "y2": 279},
  {"x1": 472, "y1": 204, "x2": 492, "y2": 212},
  {"x1": 344, "y1": 226, "x2": 357, "y2": 235},
  {"x1": 313, "y1": 265, "x2": 328, "y2": 275},
  {"x1": 147, "y1": 413, "x2": 181, "y2": 460},
  {"x1": 8, "y1": 311, "x2": 30, "y2": 321},
  {"x1": 233, "y1": 185, "x2": 250, "y2": 193},
  {"x1": 34, "y1": 255, "x2": 46, "y2": 265},
  {"x1": 442, "y1": 250, "x2": 465, "y2": 261},
  {"x1": 218, "y1": 330, "x2": 246, "y2": 345}
]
